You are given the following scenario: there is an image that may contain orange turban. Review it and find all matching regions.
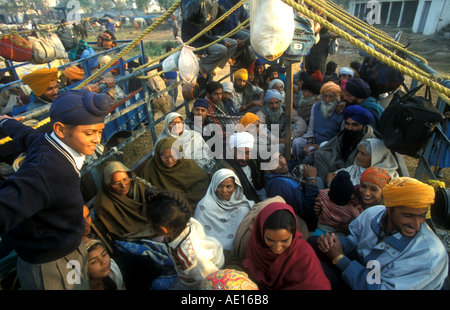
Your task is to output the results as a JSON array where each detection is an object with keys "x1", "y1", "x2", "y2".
[
  {"x1": 22, "y1": 67, "x2": 59, "y2": 97},
  {"x1": 383, "y1": 177, "x2": 435, "y2": 209},
  {"x1": 361, "y1": 167, "x2": 391, "y2": 190},
  {"x1": 320, "y1": 81, "x2": 341, "y2": 97},
  {"x1": 237, "y1": 112, "x2": 260, "y2": 132},
  {"x1": 234, "y1": 68, "x2": 248, "y2": 81},
  {"x1": 64, "y1": 66, "x2": 84, "y2": 80}
]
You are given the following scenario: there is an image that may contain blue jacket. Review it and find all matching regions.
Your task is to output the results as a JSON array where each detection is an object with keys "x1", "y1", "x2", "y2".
[
  {"x1": 336, "y1": 206, "x2": 449, "y2": 290},
  {"x1": 264, "y1": 160, "x2": 319, "y2": 230},
  {"x1": 0, "y1": 119, "x2": 85, "y2": 264},
  {"x1": 215, "y1": 0, "x2": 249, "y2": 38}
]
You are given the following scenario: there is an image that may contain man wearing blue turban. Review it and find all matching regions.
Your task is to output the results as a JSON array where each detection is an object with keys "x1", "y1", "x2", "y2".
[
  {"x1": 341, "y1": 78, "x2": 385, "y2": 137},
  {"x1": 313, "y1": 105, "x2": 377, "y2": 184},
  {"x1": 0, "y1": 89, "x2": 110, "y2": 289}
]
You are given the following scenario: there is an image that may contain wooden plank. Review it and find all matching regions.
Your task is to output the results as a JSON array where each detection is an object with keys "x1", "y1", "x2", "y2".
[{"x1": 284, "y1": 64, "x2": 293, "y2": 159}]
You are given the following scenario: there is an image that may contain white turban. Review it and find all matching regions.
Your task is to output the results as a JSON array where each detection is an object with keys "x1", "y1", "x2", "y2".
[
  {"x1": 338, "y1": 67, "x2": 354, "y2": 77},
  {"x1": 268, "y1": 78, "x2": 284, "y2": 90},
  {"x1": 222, "y1": 81, "x2": 234, "y2": 93},
  {"x1": 229, "y1": 132, "x2": 254, "y2": 149}
]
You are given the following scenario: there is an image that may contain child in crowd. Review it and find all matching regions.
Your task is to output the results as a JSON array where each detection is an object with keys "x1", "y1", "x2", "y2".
[
  {"x1": 0, "y1": 89, "x2": 110, "y2": 290},
  {"x1": 145, "y1": 187, "x2": 225, "y2": 289},
  {"x1": 315, "y1": 170, "x2": 363, "y2": 236},
  {"x1": 84, "y1": 238, "x2": 125, "y2": 290}
]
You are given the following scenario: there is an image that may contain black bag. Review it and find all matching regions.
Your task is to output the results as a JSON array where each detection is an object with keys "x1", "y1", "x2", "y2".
[
  {"x1": 55, "y1": 24, "x2": 78, "y2": 51},
  {"x1": 380, "y1": 84, "x2": 444, "y2": 158}
]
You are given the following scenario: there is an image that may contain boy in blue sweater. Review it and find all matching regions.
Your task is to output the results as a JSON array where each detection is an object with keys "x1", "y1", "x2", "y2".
[{"x1": 0, "y1": 89, "x2": 110, "y2": 289}]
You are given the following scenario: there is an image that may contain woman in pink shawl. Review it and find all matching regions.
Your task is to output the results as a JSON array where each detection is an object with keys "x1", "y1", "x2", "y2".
[{"x1": 242, "y1": 202, "x2": 331, "y2": 290}]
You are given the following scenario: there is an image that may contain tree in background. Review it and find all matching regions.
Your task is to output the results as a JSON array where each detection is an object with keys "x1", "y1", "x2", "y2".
[{"x1": 157, "y1": 0, "x2": 176, "y2": 11}]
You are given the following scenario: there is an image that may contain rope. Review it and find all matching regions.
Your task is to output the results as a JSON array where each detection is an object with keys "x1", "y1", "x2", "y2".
[
  {"x1": 0, "y1": 0, "x2": 246, "y2": 145},
  {"x1": 303, "y1": 0, "x2": 435, "y2": 81},
  {"x1": 73, "y1": 0, "x2": 182, "y2": 90},
  {"x1": 307, "y1": 0, "x2": 427, "y2": 63},
  {"x1": 130, "y1": 0, "x2": 248, "y2": 73},
  {"x1": 280, "y1": 0, "x2": 450, "y2": 98}
]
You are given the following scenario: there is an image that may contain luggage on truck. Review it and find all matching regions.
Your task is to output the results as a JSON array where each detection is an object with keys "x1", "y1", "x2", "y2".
[{"x1": 380, "y1": 84, "x2": 444, "y2": 158}]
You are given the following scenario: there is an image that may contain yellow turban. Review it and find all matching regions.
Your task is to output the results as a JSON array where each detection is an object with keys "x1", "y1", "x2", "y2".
[
  {"x1": 237, "y1": 112, "x2": 260, "y2": 132},
  {"x1": 320, "y1": 81, "x2": 341, "y2": 97},
  {"x1": 383, "y1": 177, "x2": 435, "y2": 209},
  {"x1": 22, "y1": 67, "x2": 59, "y2": 97},
  {"x1": 64, "y1": 66, "x2": 85, "y2": 80},
  {"x1": 234, "y1": 68, "x2": 248, "y2": 81}
]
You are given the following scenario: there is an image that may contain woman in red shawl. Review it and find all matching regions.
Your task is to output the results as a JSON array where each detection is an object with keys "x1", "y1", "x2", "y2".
[{"x1": 242, "y1": 202, "x2": 331, "y2": 290}]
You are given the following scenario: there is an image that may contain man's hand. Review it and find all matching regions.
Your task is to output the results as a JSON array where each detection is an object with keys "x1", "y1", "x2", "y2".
[
  {"x1": 250, "y1": 99, "x2": 264, "y2": 108},
  {"x1": 303, "y1": 143, "x2": 319, "y2": 156},
  {"x1": 313, "y1": 196, "x2": 322, "y2": 216},
  {"x1": 302, "y1": 164, "x2": 317, "y2": 179},
  {"x1": 98, "y1": 77, "x2": 115, "y2": 89},
  {"x1": 317, "y1": 232, "x2": 343, "y2": 259},
  {"x1": 335, "y1": 102, "x2": 346, "y2": 114},
  {"x1": 224, "y1": 41, "x2": 231, "y2": 49},
  {"x1": 236, "y1": 38, "x2": 245, "y2": 48},
  {"x1": 0, "y1": 115, "x2": 24, "y2": 122}
]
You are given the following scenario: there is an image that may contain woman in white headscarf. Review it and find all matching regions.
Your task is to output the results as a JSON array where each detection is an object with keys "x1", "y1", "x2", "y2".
[
  {"x1": 194, "y1": 169, "x2": 255, "y2": 252},
  {"x1": 152, "y1": 112, "x2": 216, "y2": 174},
  {"x1": 327, "y1": 138, "x2": 399, "y2": 186}
]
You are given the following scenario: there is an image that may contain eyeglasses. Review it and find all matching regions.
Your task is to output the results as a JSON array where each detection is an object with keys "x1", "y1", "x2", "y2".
[
  {"x1": 160, "y1": 154, "x2": 180, "y2": 161},
  {"x1": 110, "y1": 178, "x2": 131, "y2": 187}
]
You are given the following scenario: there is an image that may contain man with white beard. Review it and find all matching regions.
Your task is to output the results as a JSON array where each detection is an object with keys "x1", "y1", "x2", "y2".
[
  {"x1": 292, "y1": 82, "x2": 344, "y2": 164},
  {"x1": 294, "y1": 79, "x2": 322, "y2": 125},
  {"x1": 257, "y1": 90, "x2": 307, "y2": 155},
  {"x1": 267, "y1": 79, "x2": 285, "y2": 105}
]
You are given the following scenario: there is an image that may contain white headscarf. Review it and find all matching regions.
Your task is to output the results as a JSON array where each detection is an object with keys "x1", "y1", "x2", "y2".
[
  {"x1": 153, "y1": 112, "x2": 215, "y2": 173},
  {"x1": 194, "y1": 169, "x2": 255, "y2": 251},
  {"x1": 335, "y1": 138, "x2": 399, "y2": 185}
]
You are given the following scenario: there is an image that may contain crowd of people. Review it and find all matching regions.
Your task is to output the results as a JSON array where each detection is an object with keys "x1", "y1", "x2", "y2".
[{"x1": 0, "y1": 6, "x2": 449, "y2": 291}]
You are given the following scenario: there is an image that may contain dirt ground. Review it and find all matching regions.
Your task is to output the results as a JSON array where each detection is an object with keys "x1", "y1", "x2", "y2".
[{"x1": 108, "y1": 23, "x2": 450, "y2": 186}]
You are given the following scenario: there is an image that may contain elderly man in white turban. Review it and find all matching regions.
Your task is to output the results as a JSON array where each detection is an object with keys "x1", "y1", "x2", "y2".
[{"x1": 256, "y1": 89, "x2": 307, "y2": 156}]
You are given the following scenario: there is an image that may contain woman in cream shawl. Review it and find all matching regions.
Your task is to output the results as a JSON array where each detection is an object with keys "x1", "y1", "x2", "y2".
[
  {"x1": 329, "y1": 138, "x2": 399, "y2": 186},
  {"x1": 153, "y1": 112, "x2": 216, "y2": 174},
  {"x1": 194, "y1": 169, "x2": 255, "y2": 252}
]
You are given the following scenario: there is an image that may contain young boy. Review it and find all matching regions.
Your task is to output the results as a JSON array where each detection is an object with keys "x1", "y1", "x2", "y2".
[{"x1": 0, "y1": 89, "x2": 111, "y2": 289}]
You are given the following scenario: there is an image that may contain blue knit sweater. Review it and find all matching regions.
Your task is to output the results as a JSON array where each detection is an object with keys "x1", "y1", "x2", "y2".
[{"x1": 0, "y1": 119, "x2": 85, "y2": 264}]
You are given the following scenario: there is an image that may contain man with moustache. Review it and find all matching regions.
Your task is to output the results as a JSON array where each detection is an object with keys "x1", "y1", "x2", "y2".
[
  {"x1": 312, "y1": 177, "x2": 448, "y2": 290},
  {"x1": 231, "y1": 69, "x2": 265, "y2": 116},
  {"x1": 313, "y1": 105, "x2": 376, "y2": 184},
  {"x1": 263, "y1": 151, "x2": 320, "y2": 233},
  {"x1": 256, "y1": 90, "x2": 307, "y2": 155},
  {"x1": 293, "y1": 81, "x2": 344, "y2": 164},
  {"x1": 340, "y1": 78, "x2": 384, "y2": 137}
]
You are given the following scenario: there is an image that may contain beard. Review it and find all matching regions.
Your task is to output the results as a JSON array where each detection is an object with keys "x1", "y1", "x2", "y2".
[
  {"x1": 268, "y1": 108, "x2": 283, "y2": 123},
  {"x1": 234, "y1": 83, "x2": 245, "y2": 93},
  {"x1": 320, "y1": 99, "x2": 339, "y2": 119},
  {"x1": 296, "y1": 94, "x2": 315, "y2": 108},
  {"x1": 341, "y1": 128, "x2": 365, "y2": 161}
]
